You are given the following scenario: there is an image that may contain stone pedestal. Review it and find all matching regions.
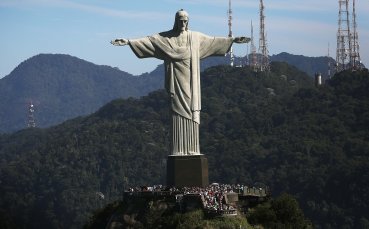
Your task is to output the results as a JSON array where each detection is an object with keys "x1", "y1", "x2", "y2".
[{"x1": 167, "y1": 154, "x2": 209, "y2": 187}]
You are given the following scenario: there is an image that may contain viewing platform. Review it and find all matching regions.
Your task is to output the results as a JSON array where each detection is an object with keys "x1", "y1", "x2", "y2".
[{"x1": 123, "y1": 183, "x2": 271, "y2": 217}]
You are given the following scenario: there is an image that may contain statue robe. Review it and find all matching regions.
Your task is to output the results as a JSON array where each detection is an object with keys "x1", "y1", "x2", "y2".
[{"x1": 129, "y1": 30, "x2": 233, "y2": 155}]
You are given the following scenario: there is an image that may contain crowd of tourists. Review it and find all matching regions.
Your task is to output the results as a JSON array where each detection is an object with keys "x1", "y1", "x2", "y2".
[
  {"x1": 126, "y1": 183, "x2": 258, "y2": 213},
  {"x1": 127, "y1": 183, "x2": 267, "y2": 197}
]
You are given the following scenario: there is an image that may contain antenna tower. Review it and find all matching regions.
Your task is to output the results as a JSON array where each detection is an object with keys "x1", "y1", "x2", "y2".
[
  {"x1": 258, "y1": 0, "x2": 269, "y2": 72},
  {"x1": 250, "y1": 20, "x2": 258, "y2": 71},
  {"x1": 336, "y1": 0, "x2": 351, "y2": 72},
  {"x1": 245, "y1": 39, "x2": 249, "y2": 66},
  {"x1": 227, "y1": 0, "x2": 234, "y2": 67},
  {"x1": 327, "y1": 43, "x2": 332, "y2": 78},
  {"x1": 350, "y1": 0, "x2": 361, "y2": 70},
  {"x1": 27, "y1": 101, "x2": 36, "y2": 128}
]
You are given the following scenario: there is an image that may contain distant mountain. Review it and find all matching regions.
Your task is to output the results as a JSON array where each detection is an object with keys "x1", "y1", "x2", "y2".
[
  {"x1": 270, "y1": 52, "x2": 335, "y2": 77},
  {"x1": 0, "y1": 52, "x2": 336, "y2": 133},
  {"x1": 0, "y1": 54, "x2": 163, "y2": 133},
  {"x1": 201, "y1": 52, "x2": 336, "y2": 78}
]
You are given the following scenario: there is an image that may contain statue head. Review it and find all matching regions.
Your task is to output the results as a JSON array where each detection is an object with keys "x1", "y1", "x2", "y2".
[{"x1": 173, "y1": 9, "x2": 189, "y2": 32}]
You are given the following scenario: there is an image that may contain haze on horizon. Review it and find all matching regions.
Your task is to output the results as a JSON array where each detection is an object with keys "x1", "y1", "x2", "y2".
[{"x1": 0, "y1": 0, "x2": 368, "y2": 78}]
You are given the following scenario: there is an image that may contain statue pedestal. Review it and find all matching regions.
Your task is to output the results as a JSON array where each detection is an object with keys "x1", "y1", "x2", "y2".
[{"x1": 167, "y1": 154, "x2": 209, "y2": 187}]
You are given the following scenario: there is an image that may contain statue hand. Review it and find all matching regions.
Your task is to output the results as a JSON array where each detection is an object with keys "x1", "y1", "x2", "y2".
[
  {"x1": 234, "y1": 37, "x2": 251, "y2": 44},
  {"x1": 111, "y1": 38, "x2": 129, "y2": 46}
]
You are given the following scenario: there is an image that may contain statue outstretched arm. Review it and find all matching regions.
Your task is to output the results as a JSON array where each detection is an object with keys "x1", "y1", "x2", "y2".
[
  {"x1": 111, "y1": 38, "x2": 129, "y2": 46},
  {"x1": 233, "y1": 37, "x2": 251, "y2": 44}
]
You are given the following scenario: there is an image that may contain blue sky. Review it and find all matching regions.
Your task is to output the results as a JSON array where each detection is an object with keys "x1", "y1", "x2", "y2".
[{"x1": 0, "y1": 0, "x2": 368, "y2": 78}]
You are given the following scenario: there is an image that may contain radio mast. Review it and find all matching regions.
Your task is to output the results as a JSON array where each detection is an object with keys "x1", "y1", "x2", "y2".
[
  {"x1": 250, "y1": 20, "x2": 258, "y2": 71},
  {"x1": 350, "y1": 0, "x2": 361, "y2": 70},
  {"x1": 258, "y1": 0, "x2": 269, "y2": 72},
  {"x1": 227, "y1": 0, "x2": 234, "y2": 67},
  {"x1": 336, "y1": 0, "x2": 351, "y2": 72},
  {"x1": 27, "y1": 101, "x2": 36, "y2": 128},
  {"x1": 328, "y1": 43, "x2": 332, "y2": 79}
]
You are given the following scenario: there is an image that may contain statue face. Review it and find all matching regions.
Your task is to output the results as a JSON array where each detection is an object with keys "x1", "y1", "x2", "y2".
[
  {"x1": 173, "y1": 10, "x2": 189, "y2": 32},
  {"x1": 177, "y1": 19, "x2": 188, "y2": 32}
]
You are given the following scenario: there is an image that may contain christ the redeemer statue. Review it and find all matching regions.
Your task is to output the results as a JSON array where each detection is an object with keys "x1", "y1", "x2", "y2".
[{"x1": 111, "y1": 9, "x2": 249, "y2": 156}]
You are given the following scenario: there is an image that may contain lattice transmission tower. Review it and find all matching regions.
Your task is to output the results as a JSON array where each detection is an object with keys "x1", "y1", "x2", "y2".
[
  {"x1": 27, "y1": 101, "x2": 36, "y2": 128},
  {"x1": 350, "y1": 0, "x2": 361, "y2": 70},
  {"x1": 336, "y1": 0, "x2": 351, "y2": 72},
  {"x1": 258, "y1": 0, "x2": 269, "y2": 72},
  {"x1": 328, "y1": 43, "x2": 332, "y2": 79},
  {"x1": 227, "y1": 0, "x2": 234, "y2": 67}
]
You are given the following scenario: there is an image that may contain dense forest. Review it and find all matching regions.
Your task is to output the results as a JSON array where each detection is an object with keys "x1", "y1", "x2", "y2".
[
  {"x1": 0, "y1": 63, "x2": 368, "y2": 228},
  {"x1": 270, "y1": 52, "x2": 336, "y2": 77},
  {"x1": 0, "y1": 52, "x2": 335, "y2": 133},
  {"x1": 85, "y1": 193, "x2": 311, "y2": 228},
  {"x1": 0, "y1": 54, "x2": 163, "y2": 133}
]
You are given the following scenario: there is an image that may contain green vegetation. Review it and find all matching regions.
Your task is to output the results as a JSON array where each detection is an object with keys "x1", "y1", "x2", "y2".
[
  {"x1": 136, "y1": 209, "x2": 249, "y2": 229},
  {"x1": 270, "y1": 52, "x2": 335, "y2": 77},
  {"x1": 84, "y1": 192, "x2": 311, "y2": 228},
  {"x1": 0, "y1": 54, "x2": 164, "y2": 133},
  {"x1": 247, "y1": 193, "x2": 312, "y2": 228},
  {"x1": 86, "y1": 204, "x2": 250, "y2": 229},
  {"x1": 0, "y1": 52, "x2": 336, "y2": 133},
  {"x1": 0, "y1": 63, "x2": 368, "y2": 228}
]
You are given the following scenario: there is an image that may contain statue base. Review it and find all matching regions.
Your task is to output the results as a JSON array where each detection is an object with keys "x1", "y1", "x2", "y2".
[{"x1": 167, "y1": 154, "x2": 209, "y2": 187}]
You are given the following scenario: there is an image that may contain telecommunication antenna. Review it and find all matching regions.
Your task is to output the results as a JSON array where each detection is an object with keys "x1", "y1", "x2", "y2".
[
  {"x1": 250, "y1": 20, "x2": 258, "y2": 71},
  {"x1": 336, "y1": 0, "x2": 351, "y2": 72},
  {"x1": 328, "y1": 43, "x2": 332, "y2": 78},
  {"x1": 227, "y1": 0, "x2": 234, "y2": 67},
  {"x1": 245, "y1": 39, "x2": 249, "y2": 67},
  {"x1": 27, "y1": 101, "x2": 36, "y2": 128},
  {"x1": 350, "y1": 0, "x2": 361, "y2": 70},
  {"x1": 258, "y1": 0, "x2": 269, "y2": 72}
]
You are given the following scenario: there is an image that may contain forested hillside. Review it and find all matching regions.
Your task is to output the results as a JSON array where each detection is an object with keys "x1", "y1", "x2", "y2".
[
  {"x1": 0, "y1": 52, "x2": 337, "y2": 134},
  {"x1": 0, "y1": 54, "x2": 163, "y2": 133},
  {"x1": 270, "y1": 52, "x2": 335, "y2": 77},
  {"x1": 0, "y1": 63, "x2": 368, "y2": 228}
]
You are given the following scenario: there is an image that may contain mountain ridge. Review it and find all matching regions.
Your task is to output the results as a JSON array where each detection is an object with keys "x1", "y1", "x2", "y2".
[
  {"x1": 0, "y1": 53, "x2": 163, "y2": 133},
  {"x1": 1, "y1": 64, "x2": 368, "y2": 228},
  {"x1": 0, "y1": 52, "x2": 337, "y2": 133}
]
